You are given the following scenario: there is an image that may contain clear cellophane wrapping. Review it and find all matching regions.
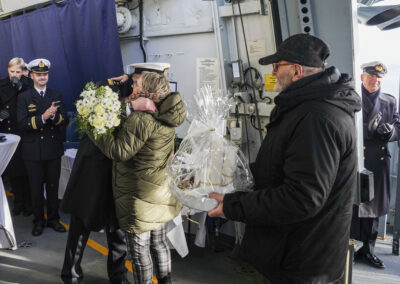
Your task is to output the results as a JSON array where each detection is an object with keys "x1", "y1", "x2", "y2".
[{"x1": 167, "y1": 86, "x2": 253, "y2": 211}]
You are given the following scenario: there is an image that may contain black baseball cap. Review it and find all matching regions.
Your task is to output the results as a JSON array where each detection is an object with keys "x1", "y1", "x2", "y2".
[{"x1": 259, "y1": 33, "x2": 330, "y2": 68}]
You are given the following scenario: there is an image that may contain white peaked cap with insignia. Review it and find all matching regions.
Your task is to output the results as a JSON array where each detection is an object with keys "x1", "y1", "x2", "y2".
[
  {"x1": 129, "y1": 62, "x2": 170, "y2": 74},
  {"x1": 360, "y1": 61, "x2": 388, "y2": 77},
  {"x1": 28, "y1": 58, "x2": 51, "y2": 73}
]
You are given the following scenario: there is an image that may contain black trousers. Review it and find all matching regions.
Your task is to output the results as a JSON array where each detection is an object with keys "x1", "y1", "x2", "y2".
[
  {"x1": 350, "y1": 206, "x2": 380, "y2": 255},
  {"x1": 61, "y1": 215, "x2": 128, "y2": 284},
  {"x1": 24, "y1": 158, "x2": 61, "y2": 225},
  {"x1": 9, "y1": 175, "x2": 31, "y2": 210},
  {"x1": 358, "y1": 217, "x2": 379, "y2": 255}
]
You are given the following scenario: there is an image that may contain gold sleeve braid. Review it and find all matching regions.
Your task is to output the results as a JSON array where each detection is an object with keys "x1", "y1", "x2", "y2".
[
  {"x1": 55, "y1": 114, "x2": 63, "y2": 126},
  {"x1": 31, "y1": 117, "x2": 37, "y2": 130}
]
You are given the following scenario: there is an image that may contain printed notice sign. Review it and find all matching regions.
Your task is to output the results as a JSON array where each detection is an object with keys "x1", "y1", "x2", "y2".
[
  {"x1": 248, "y1": 40, "x2": 267, "y2": 57},
  {"x1": 196, "y1": 58, "x2": 220, "y2": 91}
]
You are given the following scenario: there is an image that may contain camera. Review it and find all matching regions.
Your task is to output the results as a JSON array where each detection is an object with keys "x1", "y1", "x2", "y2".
[{"x1": 10, "y1": 77, "x2": 22, "y2": 91}]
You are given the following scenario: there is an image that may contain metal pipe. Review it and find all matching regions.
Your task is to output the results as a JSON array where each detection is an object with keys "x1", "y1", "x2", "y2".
[{"x1": 139, "y1": 0, "x2": 146, "y2": 62}]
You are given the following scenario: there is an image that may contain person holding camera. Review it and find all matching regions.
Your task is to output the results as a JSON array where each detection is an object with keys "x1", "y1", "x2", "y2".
[
  {"x1": 0, "y1": 57, "x2": 33, "y2": 216},
  {"x1": 17, "y1": 58, "x2": 68, "y2": 236}
]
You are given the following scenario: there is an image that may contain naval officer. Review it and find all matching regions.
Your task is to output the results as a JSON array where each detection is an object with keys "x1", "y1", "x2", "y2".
[
  {"x1": 17, "y1": 58, "x2": 68, "y2": 236},
  {"x1": 352, "y1": 61, "x2": 400, "y2": 269}
]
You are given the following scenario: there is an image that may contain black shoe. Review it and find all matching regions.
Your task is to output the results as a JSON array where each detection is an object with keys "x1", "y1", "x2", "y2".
[
  {"x1": 356, "y1": 252, "x2": 385, "y2": 269},
  {"x1": 47, "y1": 221, "x2": 66, "y2": 233},
  {"x1": 158, "y1": 274, "x2": 172, "y2": 284},
  {"x1": 32, "y1": 224, "x2": 44, "y2": 236},
  {"x1": 22, "y1": 207, "x2": 33, "y2": 216}
]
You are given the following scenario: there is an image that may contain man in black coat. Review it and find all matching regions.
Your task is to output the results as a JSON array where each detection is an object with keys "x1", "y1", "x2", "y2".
[
  {"x1": 17, "y1": 58, "x2": 68, "y2": 236},
  {"x1": 60, "y1": 63, "x2": 170, "y2": 284},
  {"x1": 351, "y1": 61, "x2": 400, "y2": 269},
  {"x1": 0, "y1": 57, "x2": 33, "y2": 216},
  {"x1": 208, "y1": 34, "x2": 362, "y2": 283}
]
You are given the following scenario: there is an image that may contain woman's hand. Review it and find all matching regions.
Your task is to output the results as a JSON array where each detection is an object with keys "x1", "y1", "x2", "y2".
[
  {"x1": 131, "y1": 97, "x2": 158, "y2": 112},
  {"x1": 110, "y1": 74, "x2": 129, "y2": 83}
]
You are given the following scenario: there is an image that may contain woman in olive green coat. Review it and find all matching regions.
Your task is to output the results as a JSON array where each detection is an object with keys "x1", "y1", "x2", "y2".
[{"x1": 90, "y1": 72, "x2": 185, "y2": 284}]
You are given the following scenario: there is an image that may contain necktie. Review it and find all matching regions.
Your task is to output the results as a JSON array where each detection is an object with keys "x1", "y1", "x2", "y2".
[{"x1": 40, "y1": 91, "x2": 44, "y2": 97}]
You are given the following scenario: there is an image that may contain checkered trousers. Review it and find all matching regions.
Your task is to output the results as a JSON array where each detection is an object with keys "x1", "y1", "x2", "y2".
[{"x1": 125, "y1": 223, "x2": 171, "y2": 284}]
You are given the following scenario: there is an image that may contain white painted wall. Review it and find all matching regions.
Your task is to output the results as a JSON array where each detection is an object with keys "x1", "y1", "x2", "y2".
[
  {"x1": 0, "y1": 0, "x2": 49, "y2": 14},
  {"x1": 121, "y1": 32, "x2": 219, "y2": 138},
  {"x1": 120, "y1": 0, "x2": 276, "y2": 140}
]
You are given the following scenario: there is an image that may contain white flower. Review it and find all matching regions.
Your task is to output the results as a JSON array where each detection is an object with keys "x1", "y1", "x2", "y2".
[
  {"x1": 105, "y1": 86, "x2": 113, "y2": 95},
  {"x1": 113, "y1": 118, "x2": 121, "y2": 127},
  {"x1": 91, "y1": 116, "x2": 106, "y2": 129},
  {"x1": 77, "y1": 105, "x2": 89, "y2": 118},
  {"x1": 94, "y1": 104, "x2": 105, "y2": 116}
]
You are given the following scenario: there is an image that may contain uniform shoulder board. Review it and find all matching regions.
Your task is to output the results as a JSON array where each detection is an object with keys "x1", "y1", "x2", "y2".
[
  {"x1": 107, "y1": 78, "x2": 121, "y2": 86},
  {"x1": 381, "y1": 93, "x2": 396, "y2": 103}
]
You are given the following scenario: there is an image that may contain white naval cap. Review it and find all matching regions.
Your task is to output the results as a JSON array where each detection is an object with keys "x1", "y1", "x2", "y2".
[
  {"x1": 360, "y1": 61, "x2": 388, "y2": 78},
  {"x1": 28, "y1": 58, "x2": 51, "y2": 73},
  {"x1": 129, "y1": 62, "x2": 170, "y2": 74}
]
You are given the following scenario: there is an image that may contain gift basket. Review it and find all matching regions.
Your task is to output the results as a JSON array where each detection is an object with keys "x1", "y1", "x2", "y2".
[{"x1": 168, "y1": 86, "x2": 253, "y2": 211}]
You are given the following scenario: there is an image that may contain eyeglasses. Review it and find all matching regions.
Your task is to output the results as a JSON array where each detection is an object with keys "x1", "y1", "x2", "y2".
[{"x1": 272, "y1": 62, "x2": 295, "y2": 72}]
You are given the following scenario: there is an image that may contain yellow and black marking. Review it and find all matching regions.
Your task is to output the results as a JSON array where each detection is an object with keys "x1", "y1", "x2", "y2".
[{"x1": 5, "y1": 190, "x2": 159, "y2": 283}]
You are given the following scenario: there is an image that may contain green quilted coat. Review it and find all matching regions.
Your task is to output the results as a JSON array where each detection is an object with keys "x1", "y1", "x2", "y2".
[{"x1": 92, "y1": 92, "x2": 185, "y2": 233}]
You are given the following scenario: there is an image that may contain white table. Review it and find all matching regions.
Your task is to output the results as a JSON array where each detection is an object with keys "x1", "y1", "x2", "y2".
[
  {"x1": 58, "y1": 148, "x2": 78, "y2": 199},
  {"x1": 0, "y1": 133, "x2": 20, "y2": 250}
]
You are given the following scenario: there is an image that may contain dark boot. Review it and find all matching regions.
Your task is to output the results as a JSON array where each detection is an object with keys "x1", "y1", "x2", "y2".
[{"x1": 158, "y1": 274, "x2": 172, "y2": 284}]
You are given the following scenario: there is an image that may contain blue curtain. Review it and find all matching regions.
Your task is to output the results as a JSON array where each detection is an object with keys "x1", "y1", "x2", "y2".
[{"x1": 0, "y1": 0, "x2": 123, "y2": 111}]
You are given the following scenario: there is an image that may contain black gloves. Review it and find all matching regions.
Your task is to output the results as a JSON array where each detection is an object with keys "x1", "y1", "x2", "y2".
[
  {"x1": 377, "y1": 118, "x2": 397, "y2": 141},
  {"x1": 0, "y1": 109, "x2": 10, "y2": 121},
  {"x1": 368, "y1": 112, "x2": 382, "y2": 133}
]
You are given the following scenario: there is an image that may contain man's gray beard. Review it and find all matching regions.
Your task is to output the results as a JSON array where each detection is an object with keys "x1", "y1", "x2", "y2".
[
  {"x1": 274, "y1": 72, "x2": 292, "y2": 93},
  {"x1": 274, "y1": 80, "x2": 292, "y2": 93},
  {"x1": 274, "y1": 82, "x2": 284, "y2": 92}
]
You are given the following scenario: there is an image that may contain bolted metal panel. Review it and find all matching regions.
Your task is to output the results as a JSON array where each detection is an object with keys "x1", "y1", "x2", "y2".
[{"x1": 297, "y1": 0, "x2": 314, "y2": 34}]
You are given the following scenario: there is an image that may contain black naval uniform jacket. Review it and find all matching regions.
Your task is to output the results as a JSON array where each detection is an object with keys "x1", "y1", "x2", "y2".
[
  {"x1": 61, "y1": 135, "x2": 117, "y2": 231},
  {"x1": 17, "y1": 88, "x2": 68, "y2": 161},
  {"x1": 360, "y1": 90, "x2": 400, "y2": 217},
  {"x1": 0, "y1": 76, "x2": 32, "y2": 176},
  {"x1": 223, "y1": 67, "x2": 361, "y2": 284}
]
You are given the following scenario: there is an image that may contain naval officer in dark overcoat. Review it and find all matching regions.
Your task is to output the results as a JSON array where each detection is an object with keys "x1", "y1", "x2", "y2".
[
  {"x1": 352, "y1": 61, "x2": 400, "y2": 269},
  {"x1": 17, "y1": 58, "x2": 68, "y2": 236},
  {"x1": 0, "y1": 57, "x2": 33, "y2": 216}
]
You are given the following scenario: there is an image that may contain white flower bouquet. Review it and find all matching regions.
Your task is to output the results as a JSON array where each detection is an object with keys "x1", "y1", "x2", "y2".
[
  {"x1": 167, "y1": 86, "x2": 253, "y2": 211},
  {"x1": 75, "y1": 82, "x2": 123, "y2": 139}
]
